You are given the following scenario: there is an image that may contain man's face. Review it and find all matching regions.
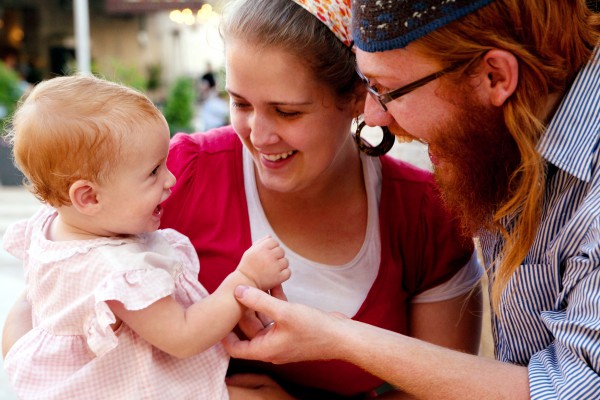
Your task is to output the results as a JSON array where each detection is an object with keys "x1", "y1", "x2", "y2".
[{"x1": 356, "y1": 47, "x2": 520, "y2": 234}]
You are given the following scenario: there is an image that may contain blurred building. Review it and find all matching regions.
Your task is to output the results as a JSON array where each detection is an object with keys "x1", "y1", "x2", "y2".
[{"x1": 0, "y1": 0, "x2": 225, "y2": 97}]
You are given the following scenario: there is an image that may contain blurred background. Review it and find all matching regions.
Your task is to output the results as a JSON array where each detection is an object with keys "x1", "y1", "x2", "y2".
[{"x1": 0, "y1": 0, "x2": 230, "y2": 140}]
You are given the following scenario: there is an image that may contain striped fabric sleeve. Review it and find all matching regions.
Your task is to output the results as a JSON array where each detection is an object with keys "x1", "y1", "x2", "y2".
[{"x1": 528, "y1": 218, "x2": 600, "y2": 399}]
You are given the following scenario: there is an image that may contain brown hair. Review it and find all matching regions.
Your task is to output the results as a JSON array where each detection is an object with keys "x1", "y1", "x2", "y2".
[
  {"x1": 414, "y1": 0, "x2": 600, "y2": 312},
  {"x1": 220, "y1": 0, "x2": 360, "y2": 102},
  {"x1": 7, "y1": 74, "x2": 166, "y2": 207}
]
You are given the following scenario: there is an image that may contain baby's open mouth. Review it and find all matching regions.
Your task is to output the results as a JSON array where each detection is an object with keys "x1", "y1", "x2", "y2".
[{"x1": 153, "y1": 205, "x2": 163, "y2": 217}]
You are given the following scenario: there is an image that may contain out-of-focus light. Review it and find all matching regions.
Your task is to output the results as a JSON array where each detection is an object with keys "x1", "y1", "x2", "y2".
[
  {"x1": 0, "y1": 19, "x2": 4, "y2": 30},
  {"x1": 8, "y1": 27, "x2": 23, "y2": 45},
  {"x1": 197, "y1": 4, "x2": 219, "y2": 22},
  {"x1": 182, "y1": 8, "x2": 195, "y2": 25},
  {"x1": 171, "y1": 5, "x2": 220, "y2": 26},
  {"x1": 169, "y1": 9, "x2": 184, "y2": 24}
]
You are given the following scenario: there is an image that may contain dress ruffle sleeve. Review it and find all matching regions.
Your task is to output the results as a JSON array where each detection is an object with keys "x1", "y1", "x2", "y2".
[
  {"x1": 87, "y1": 268, "x2": 175, "y2": 357},
  {"x1": 2, "y1": 218, "x2": 29, "y2": 261}
]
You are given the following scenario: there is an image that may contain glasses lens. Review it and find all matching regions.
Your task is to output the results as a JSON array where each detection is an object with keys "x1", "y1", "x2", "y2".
[
  {"x1": 367, "y1": 91, "x2": 387, "y2": 111},
  {"x1": 356, "y1": 67, "x2": 388, "y2": 111}
]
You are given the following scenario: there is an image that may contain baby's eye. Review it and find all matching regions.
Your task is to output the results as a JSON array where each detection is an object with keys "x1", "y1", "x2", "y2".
[{"x1": 150, "y1": 165, "x2": 159, "y2": 176}]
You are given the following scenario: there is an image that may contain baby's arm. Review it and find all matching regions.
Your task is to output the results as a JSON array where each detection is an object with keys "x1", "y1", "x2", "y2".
[{"x1": 106, "y1": 236, "x2": 290, "y2": 359}]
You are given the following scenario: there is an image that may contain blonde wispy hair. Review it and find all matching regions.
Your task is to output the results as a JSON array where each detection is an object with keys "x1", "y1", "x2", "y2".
[{"x1": 7, "y1": 74, "x2": 167, "y2": 207}]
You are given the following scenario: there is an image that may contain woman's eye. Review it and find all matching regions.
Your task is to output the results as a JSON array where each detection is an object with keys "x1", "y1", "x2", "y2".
[
  {"x1": 276, "y1": 109, "x2": 300, "y2": 117},
  {"x1": 230, "y1": 101, "x2": 248, "y2": 109}
]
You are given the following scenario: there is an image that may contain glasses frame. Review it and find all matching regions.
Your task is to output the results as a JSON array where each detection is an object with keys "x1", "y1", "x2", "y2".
[{"x1": 356, "y1": 63, "x2": 462, "y2": 111}]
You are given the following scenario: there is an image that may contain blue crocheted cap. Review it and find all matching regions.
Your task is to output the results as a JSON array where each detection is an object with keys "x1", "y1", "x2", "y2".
[{"x1": 352, "y1": 0, "x2": 496, "y2": 52}]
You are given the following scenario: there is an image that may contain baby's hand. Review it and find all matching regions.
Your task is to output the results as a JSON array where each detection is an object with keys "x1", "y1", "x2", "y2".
[{"x1": 237, "y1": 236, "x2": 290, "y2": 290}]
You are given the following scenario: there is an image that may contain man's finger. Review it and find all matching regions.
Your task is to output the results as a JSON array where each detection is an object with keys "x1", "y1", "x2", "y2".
[
  {"x1": 239, "y1": 309, "x2": 267, "y2": 338},
  {"x1": 223, "y1": 331, "x2": 261, "y2": 360},
  {"x1": 270, "y1": 284, "x2": 288, "y2": 301},
  {"x1": 234, "y1": 285, "x2": 281, "y2": 318}
]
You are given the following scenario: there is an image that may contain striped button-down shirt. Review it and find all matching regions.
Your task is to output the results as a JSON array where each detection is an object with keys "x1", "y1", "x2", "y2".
[{"x1": 480, "y1": 46, "x2": 600, "y2": 399}]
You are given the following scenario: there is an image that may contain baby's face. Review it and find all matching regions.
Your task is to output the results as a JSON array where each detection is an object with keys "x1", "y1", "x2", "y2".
[{"x1": 93, "y1": 122, "x2": 176, "y2": 236}]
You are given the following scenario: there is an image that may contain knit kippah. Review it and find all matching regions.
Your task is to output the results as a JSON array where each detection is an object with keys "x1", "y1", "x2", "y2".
[
  {"x1": 352, "y1": 0, "x2": 495, "y2": 52},
  {"x1": 292, "y1": 0, "x2": 353, "y2": 46}
]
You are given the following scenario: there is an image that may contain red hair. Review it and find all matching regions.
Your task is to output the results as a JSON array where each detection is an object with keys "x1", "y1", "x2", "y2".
[{"x1": 8, "y1": 74, "x2": 167, "y2": 207}]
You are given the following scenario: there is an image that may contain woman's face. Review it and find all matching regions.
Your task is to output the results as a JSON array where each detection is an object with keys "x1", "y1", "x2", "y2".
[{"x1": 225, "y1": 38, "x2": 362, "y2": 194}]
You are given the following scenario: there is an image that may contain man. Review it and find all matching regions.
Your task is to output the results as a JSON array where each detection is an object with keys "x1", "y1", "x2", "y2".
[{"x1": 224, "y1": 1, "x2": 600, "y2": 399}]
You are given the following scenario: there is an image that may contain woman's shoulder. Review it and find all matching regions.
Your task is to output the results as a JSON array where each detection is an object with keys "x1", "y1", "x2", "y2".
[
  {"x1": 169, "y1": 125, "x2": 240, "y2": 156},
  {"x1": 377, "y1": 155, "x2": 448, "y2": 219},
  {"x1": 379, "y1": 155, "x2": 435, "y2": 187},
  {"x1": 167, "y1": 126, "x2": 242, "y2": 186}
]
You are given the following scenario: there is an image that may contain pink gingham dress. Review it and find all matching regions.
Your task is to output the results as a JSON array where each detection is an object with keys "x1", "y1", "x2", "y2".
[{"x1": 3, "y1": 206, "x2": 229, "y2": 399}]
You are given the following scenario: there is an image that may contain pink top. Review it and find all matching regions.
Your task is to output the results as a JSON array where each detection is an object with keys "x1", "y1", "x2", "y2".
[{"x1": 3, "y1": 206, "x2": 229, "y2": 400}]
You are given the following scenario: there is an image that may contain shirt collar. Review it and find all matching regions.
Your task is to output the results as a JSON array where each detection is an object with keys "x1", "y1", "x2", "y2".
[{"x1": 537, "y1": 46, "x2": 600, "y2": 182}]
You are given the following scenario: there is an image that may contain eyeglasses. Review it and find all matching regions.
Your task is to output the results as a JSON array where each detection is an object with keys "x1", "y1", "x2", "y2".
[{"x1": 355, "y1": 63, "x2": 462, "y2": 112}]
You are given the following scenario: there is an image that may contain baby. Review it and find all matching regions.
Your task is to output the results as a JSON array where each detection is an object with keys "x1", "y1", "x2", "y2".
[{"x1": 2, "y1": 74, "x2": 290, "y2": 399}]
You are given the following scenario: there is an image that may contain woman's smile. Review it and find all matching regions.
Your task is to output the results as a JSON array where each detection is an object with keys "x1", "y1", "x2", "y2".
[{"x1": 259, "y1": 150, "x2": 298, "y2": 169}]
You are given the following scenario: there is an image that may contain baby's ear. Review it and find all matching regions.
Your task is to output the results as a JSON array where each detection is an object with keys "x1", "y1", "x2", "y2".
[{"x1": 69, "y1": 180, "x2": 100, "y2": 215}]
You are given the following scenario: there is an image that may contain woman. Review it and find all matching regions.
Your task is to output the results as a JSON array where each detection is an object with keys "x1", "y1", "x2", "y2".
[
  {"x1": 160, "y1": 0, "x2": 481, "y2": 398},
  {"x1": 3, "y1": 0, "x2": 482, "y2": 398}
]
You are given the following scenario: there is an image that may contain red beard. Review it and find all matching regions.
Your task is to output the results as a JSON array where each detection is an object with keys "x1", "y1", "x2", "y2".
[{"x1": 428, "y1": 100, "x2": 521, "y2": 236}]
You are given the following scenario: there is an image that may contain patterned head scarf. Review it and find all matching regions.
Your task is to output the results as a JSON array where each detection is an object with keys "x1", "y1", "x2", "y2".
[
  {"x1": 291, "y1": 0, "x2": 353, "y2": 46},
  {"x1": 352, "y1": 0, "x2": 495, "y2": 52}
]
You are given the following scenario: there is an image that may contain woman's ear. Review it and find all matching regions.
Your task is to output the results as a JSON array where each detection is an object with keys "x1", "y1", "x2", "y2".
[
  {"x1": 352, "y1": 84, "x2": 367, "y2": 117},
  {"x1": 479, "y1": 49, "x2": 519, "y2": 107},
  {"x1": 69, "y1": 180, "x2": 100, "y2": 215}
]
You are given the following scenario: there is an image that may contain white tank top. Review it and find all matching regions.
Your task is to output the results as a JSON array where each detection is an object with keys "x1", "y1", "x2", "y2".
[{"x1": 243, "y1": 149, "x2": 481, "y2": 316}]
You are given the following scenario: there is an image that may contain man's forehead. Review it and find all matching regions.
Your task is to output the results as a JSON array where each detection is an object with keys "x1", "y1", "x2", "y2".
[{"x1": 355, "y1": 46, "x2": 423, "y2": 75}]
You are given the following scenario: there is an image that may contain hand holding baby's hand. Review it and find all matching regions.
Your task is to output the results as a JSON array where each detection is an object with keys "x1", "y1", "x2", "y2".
[{"x1": 237, "y1": 236, "x2": 290, "y2": 290}]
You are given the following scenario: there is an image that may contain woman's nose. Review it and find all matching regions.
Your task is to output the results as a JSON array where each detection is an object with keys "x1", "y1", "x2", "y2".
[{"x1": 249, "y1": 115, "x2": 280, "y2": 147}]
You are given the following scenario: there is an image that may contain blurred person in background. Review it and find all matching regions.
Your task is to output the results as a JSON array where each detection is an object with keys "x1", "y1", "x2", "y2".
[{"x1": 198, "y1": 69, "x2": 229, "y2": 131}]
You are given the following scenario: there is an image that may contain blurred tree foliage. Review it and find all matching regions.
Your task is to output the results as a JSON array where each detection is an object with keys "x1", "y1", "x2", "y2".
[
  {"x1": 163, "y1": 76, "x2": 196, "y2": 136},
  {"x1": 0, "y1": 61, "x2": 22, "y2": 131},
  {"x1": 146, "y1": 64, "x2": 162, "y2": 91},
  {"x1": 106, "y1": 59, "x2": 147, "y2": 92}
]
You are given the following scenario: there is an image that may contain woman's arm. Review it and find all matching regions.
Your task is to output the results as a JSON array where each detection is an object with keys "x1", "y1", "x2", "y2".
[
  {"x1": 409, "y1": 287, "x2": 482, "y2": 354},
  {"x1": 226, "y1": 374, "x2": 296, "y2": 400},
  {"x1": 224, "y1": 285, "x2": 530, "y2": 400},
  {"x1": 109, "y1": 237, "x2": 290, "y2": 359},
  {"x1": 2, "y1": 290, "x2": 32, "y2": 358}
]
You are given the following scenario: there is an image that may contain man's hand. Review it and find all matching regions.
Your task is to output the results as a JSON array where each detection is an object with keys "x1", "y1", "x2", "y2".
[{"x1": 223, "y1": 285, "x2": 349, "y2": 364}]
